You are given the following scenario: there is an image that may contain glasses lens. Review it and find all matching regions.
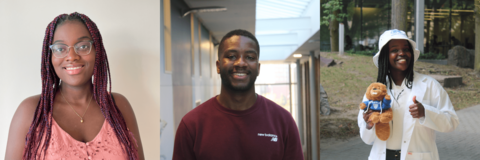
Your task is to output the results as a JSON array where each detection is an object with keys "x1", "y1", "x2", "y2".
[
  {"x1": 51, "y1": 44, "x2": 68, "y2": 57},
  {"x1": 75, "y1": 41, "x2": 92, "y2": 55}
]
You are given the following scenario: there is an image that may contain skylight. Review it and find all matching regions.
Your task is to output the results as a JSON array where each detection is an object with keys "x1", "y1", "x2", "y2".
[{"x1": 256, "y1": 0, "x2": 312, "y2": 19}]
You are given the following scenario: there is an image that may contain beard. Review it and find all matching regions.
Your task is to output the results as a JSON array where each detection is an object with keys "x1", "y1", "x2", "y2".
[{"x1": 219, "y1": 67, "x2": 257, "y2": 92}]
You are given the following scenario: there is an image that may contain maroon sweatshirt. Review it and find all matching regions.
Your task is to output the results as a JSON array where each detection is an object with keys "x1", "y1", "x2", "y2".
[{"x1": 173, "y1": 95, "x2": 304, "y2": 160}]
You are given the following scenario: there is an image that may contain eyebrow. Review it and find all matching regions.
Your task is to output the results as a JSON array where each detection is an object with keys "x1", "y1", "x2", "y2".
[
  {"x1": 77, "y1": 36, "x2": 91, "y2": 41},
  {"x1": 52, "y1": 36, "x2": 92, "y2": 44},
  {"x1": 224, "y1": 49, "x2": 258, "y2": 55},
  {"x1": 225, "y1": 49, "x2": 238, "y2": 54},
  {"x1": 245, "y1": 50, "x2": 258, "y2": 55}
]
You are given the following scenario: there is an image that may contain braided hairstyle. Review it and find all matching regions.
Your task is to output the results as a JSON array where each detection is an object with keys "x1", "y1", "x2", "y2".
[
  {"x1": 376, "y1": 40, "x2": 415, "y2": 90},
  {"x1": 23, "y1": 12, "x2": 138, "y2": 159}
]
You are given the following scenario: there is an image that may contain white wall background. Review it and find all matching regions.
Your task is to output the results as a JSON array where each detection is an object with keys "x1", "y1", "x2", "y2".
[{"x1": 0, "y1": 0, "x2": 161, "y2": 159}]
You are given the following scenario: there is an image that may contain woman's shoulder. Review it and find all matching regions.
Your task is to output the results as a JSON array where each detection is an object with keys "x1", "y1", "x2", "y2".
[
  {"x1": 414, "y1": 72, "x2": 428, "y2": 79},
  {"x1": 20, "y1": 94, "x2": 41, "y2": 105},
  {"x1": 16, "y1": 94, "x2": 42, "y2": 119},
  {"x1": 6, "y1": 95, "x2": 42, "y2": 160},
  {"x1": 414, "y1": 72, "x2": 441, "y2": 84},
  {"x1": 10, "y1": 94, "x2": 41, "y2": 133},
  {"x1": 110, "y1": 92, "x2": 144, "y2": 159},
  {"x1": 111, "y1": 92, "x2": 131, "y2": 107},
  {"x1": 414, "y1": 72, "x2": 446, "y2": 92},
  {"x1": 110, "y1": 92, "x2": 135, "y2": 116}
]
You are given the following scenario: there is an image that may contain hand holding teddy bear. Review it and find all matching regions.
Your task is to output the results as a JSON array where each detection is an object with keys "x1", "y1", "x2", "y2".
[
  {"x1": 361, "y1": 83, "x2": 425, "y2": 141},
  {"x1": 360, "y1": 83, "x2": 393, "y2": 141}
]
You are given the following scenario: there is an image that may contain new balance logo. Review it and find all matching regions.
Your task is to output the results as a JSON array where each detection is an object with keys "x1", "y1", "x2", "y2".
[
  {"x1": 271, "y1": 137, "x2": 278, "y2": 142},
  {"x1": 258, "y1": 133, "x2": 278, "y2": 142}
]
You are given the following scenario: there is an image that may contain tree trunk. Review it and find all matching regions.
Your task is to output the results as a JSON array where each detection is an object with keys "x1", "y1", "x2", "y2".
[
  {"x1": 475, "y1": 0, "x2": 480, "y2": 77},
  {"x1": 330, "y1": 10, "x2": 339, "y2": 52},
  {"x1": 391, "y1": 0, "x2": 407, "y2": 31},
  {"x1": 425, "y1": 20, "x2": 430, "y2": 52},
  {"x1": 460, "y1": 13, "x2": 464, "y2": 45}
]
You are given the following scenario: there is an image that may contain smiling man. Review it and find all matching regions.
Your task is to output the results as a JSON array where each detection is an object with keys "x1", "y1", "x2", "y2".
[{"x1": 172, "y1": 29, "x2": 304, "y2": 160}]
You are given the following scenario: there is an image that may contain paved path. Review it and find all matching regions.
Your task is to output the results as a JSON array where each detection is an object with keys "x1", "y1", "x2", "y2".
[{"x1": 320, "y1": 105, "x2": 480, "y2": 160}]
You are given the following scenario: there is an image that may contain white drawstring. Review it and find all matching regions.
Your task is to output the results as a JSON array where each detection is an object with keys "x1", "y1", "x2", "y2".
[
  {"x1": 380, "y1": 100, "x2": 383, "y2": 114},
  {"x1": 364, "y1": 100, "x2": 384, "y2": 114},
  {"x1": 364, "y1": 101, "x2": 371, "y2": 113}
]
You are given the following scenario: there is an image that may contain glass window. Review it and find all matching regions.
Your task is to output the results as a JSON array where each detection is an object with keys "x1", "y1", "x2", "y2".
[
  {"x1": 255, "y1": 84, "x2": 291, "y2": 112},
  {"x1": 320, "y1": 0, "x2": 417, "y2": 52},
  {"x1": 424, "y1": 0, "x2": 475, "y2": 56},
  {"x1": 256, "y1": 63, "x2": 290, "y2": 84},
  {"x1": 255, "y1": 63, "x2": 298, "y2": 122}
]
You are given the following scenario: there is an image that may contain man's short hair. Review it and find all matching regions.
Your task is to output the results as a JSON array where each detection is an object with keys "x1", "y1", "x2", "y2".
[{"x1": 217, "y1": 29, "x2": 260, "y2": 59}]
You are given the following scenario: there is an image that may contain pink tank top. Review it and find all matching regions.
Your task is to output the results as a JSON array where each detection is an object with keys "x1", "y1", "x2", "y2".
[{"x1": 38, "y1": 118, "x2": 130, "y2": 160}]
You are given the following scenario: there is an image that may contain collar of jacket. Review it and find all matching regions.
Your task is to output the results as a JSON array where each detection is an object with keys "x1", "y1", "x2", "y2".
[{"x1": 386, "y1": 71, "x2": 427, "y2": 105}]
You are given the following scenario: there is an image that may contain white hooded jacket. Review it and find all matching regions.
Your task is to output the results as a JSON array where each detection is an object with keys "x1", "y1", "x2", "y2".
[{"x1": 357, "y1": 72, "x2": 459, "y2": 160}]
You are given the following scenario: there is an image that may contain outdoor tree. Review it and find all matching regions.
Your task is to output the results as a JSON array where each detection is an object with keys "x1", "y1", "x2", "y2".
[
  {"x1": 475, "y1": 0, "x2": 480, "y2": 77},
  {"x1": 321, "y1": 0, "x2": 347, "y2": 52},
  {"x1": 392, "y1": 0, "x2": 408, "y2": 31}
]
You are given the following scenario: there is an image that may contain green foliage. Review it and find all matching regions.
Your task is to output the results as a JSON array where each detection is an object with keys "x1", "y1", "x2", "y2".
[
  {"x1": 452, "y1": 0, "x2": 475, "y2": 9},
  {"x1": 321, "y1": 0, "x2": 348, "y2": 26},
  {"x1": 419, "y1": 52, "x2": 446, "y2": 59},
  {"x1": 346, "y1": 49, "x2": 378, "y2": 56},
  {"x1": 476, "y1": 0, "x2": 480, "y2": 10},
  {"x1": 346, "y1": 1, "x2": 356, "y2": 19}
]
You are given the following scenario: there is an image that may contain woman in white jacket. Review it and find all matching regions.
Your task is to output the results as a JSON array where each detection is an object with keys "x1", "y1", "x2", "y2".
[{"x1": 357, "y1": 29, "x2": 459, "y2": 160}]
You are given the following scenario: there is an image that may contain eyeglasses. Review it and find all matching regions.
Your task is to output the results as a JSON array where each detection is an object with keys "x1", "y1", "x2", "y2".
[{"x1": 49, "y1": 41, "x2": 94, "y2": 58}]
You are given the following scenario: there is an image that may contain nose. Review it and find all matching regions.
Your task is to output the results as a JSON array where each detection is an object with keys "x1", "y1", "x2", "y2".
[
  {"x1": 398, "y1": 49, "x2": 409, "y2": 56},
  {"x1": 65, "y1": 46, "x2": 79, "y2": 62},
  {"x1": 233, "y1": 55, "x2": 248, "y2": 67}
]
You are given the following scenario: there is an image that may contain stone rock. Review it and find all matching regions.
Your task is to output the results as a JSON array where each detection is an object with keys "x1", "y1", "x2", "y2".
[
  {"x1": 428, "y1": 74, "x2": 463, "y2": 88},
  {"x1": 320, "y1": 84, "x2": 331, "y2": 115},
  {"x1": 447, "y1": 46, "x2": 475, "y2": 69},
  {"x1": 320, "y1": 56, "x2": 336, "y2": 67}
]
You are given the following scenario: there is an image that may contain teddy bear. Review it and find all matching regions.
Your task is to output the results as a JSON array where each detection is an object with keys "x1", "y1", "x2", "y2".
[{"x1": 359, "y1": 82, "x2": 393, "y2": 141}]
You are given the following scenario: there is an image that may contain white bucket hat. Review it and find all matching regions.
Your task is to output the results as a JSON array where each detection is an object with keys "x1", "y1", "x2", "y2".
[{"x1": 373, "y1": 29, "x2": 420, "y2": 68}]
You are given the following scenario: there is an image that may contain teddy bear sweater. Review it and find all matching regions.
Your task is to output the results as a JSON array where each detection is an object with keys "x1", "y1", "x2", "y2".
[{"x1": 172, "y1": 95, "x2": 304, "y2": 160}]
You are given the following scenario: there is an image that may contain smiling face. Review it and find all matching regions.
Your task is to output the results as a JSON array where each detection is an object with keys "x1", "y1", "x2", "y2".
[
  {"x1": 216, "y1": 35, "x2": 260, "y2": 92},
  {"x1": 51, "y1": 20, "x2": 96, "y2": 87},
  {"x1": 388, "y1": 40, "x2": 412, "y2": 72}
]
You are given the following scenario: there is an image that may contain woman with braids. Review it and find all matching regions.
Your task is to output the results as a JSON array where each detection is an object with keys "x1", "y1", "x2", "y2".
[
  {"x1": 5, "y1": 12, "x2": 144, "y2": 159},
  {"x1": 357, "y1": 29, "x2": 459, "y2": 160}
]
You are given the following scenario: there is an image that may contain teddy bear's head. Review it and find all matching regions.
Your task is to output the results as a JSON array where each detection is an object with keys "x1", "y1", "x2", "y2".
[{"x1": 365, "y1": 82, "x2": 387, "y2": 101}]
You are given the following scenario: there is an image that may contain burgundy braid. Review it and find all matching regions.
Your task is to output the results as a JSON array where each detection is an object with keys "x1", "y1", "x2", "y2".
[{"x1": 23, "y1": 12, "x2": 138, "y2": 160}]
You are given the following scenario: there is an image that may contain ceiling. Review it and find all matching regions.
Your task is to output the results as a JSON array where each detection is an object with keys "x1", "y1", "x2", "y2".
[
  {"x1": 255, "y1": 0, "x2": 320, "y2": 62},
  {"x1": 183, "y1": 0, "x2": 319, "y2": 62},
  {"x1": 183, "y1": 0, "x2": 256, "y2": 42},
  {"x1": 256, "y1": 0, "x2": 311, "y2": 19},
  {"x1": 284, "y1": 30, "x2": 320, "y2": 62}
]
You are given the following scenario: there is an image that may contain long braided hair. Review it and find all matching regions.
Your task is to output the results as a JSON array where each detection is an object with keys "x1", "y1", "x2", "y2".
[
  {"x1": 376, "y1": 40, "x2": 415, "y2": 90},
  {"x1": 23, "y1": 12, "x2": 138, "y2": 159}
]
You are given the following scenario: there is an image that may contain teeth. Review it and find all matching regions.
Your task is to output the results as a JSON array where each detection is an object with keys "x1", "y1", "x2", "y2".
[
  {"x1": 66, "y1": 66, "x2": 82, "y2": 70},
  {"x1": 398, "y1": 59, "x2": 406, "y2": 62},
  {"x1": 234, "y1": 73, "x2": 246, "y2": 76},
  {"x1": 372, "y1": 92, "x2": 377, "y2": 95}
]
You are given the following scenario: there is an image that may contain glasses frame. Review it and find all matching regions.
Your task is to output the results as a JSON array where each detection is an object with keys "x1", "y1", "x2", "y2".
[{"x1": 49, "y1": 40, "x2": 94, "y2": 58}]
